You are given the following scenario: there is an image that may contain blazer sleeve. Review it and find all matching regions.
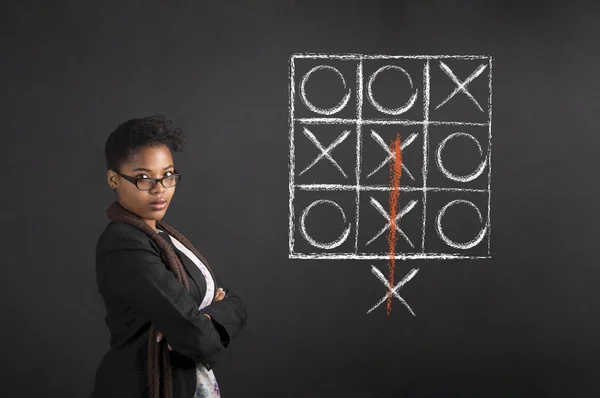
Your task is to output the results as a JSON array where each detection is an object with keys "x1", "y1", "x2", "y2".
[
  {"x1": 202, "y1": 277, "x2": 248, "y2": 347},
  {"x1": 96, "y1": 225, "x2": 225, "y2": 368}
]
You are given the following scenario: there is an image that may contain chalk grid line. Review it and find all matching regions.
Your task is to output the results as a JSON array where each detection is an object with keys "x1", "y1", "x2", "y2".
[{"x1": 289, "y1": 53, "x2": 492, "y2": 261}]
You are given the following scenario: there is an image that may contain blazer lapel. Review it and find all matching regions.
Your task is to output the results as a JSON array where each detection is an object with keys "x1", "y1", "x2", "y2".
[
  {"x1": 157, "y1": 232, "x2": 204, "y2": 295},
  {"x1": 158, "y1": 231, "x2": 215, "y2": 306}
]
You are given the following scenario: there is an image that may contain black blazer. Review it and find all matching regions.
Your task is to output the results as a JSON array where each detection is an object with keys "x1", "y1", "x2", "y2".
[{"x1": 90, "y1": 220, "x2": 247, "y2": 398}]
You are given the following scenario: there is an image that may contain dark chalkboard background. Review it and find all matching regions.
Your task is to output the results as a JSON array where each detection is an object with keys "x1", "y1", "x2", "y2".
[{"x1": 3, "y1": 1, "x2": 600, "y2": 397}]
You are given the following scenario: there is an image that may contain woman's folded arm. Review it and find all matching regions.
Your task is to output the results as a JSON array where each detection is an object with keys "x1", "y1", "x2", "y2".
[
  {"x1": 202, "y1": 278, "x2": 248, "y2": 347},
  {"x1": 96, "y1": 226, "x2": 224, "y2": 367}
]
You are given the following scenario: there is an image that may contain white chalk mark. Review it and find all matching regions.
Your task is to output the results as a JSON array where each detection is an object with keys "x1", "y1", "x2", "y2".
[
  {"x1": 298, "y1": 118, "x2": 357, "y2": 125},
  {"x1": 421, "y1": 59, "x2": 430, "y2": 254},
  {"x1": 290, "y1": 253, "x2": 490, "y2": 260},
  {"x1": 354, "y1": 59, "x2": 364, "y2": 253},
  {"x1": 288, "y1": 55, "x2": 296, "y2": 255},
  {"x1": 296, "y1": 184, "x2": 358, "y2": 191},
  {"x1": 435, "y1": 132, "x2": 488, "y2": 182},
  {"x1": 292, "y1": 53, "x2": 490, "y2": 60},
  {"x1": 420, "y1": 187, "x2": 487, "y2": 193},
  {"x1": 299, "y1": 127, "x2": 351, "y2": 178},
  {"x1": 367, "y1": 266, "x2": 419, "y2": 315},
  {"x1": 435, "y1": 199, "x2": 488, "y2": 250},
  {"x1": 366, "y1": 130, "x2": 417, "y2": 180},
  {"x1": 295, "y1": 184, "x2": 488, "y2": 193},
  {"x1": 428, "y1": 121, "x2": 488, "y2": 126},
  {"x1": 366, "y1": 198, "x2": 417, "y2": 247},
  {"x1": 487, "y1": 57, "x2": 493, "y2": 255},
  {"x1": 289, "y1": 54, "x2": 493, "y2": 260},
  {"x1": 436, "y1": 62, "x2": 487, "y2": 112},
  {"x1": 300, "y1": 65, "x2": 351, "y2": 115},
  {"x1": 367, "y1": 65, "x2": 418, "y2": 115},
  {"x1": 296, "y1": 118, "x2": 489, "y2": 126},
  {"x1": 299, "y1": 200, "x2": 351, "y2": 249}
]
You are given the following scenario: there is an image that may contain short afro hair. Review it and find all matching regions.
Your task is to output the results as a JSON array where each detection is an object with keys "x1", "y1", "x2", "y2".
[{"x1": 104, "y1": 114, "x2": 187, "y2": 172}]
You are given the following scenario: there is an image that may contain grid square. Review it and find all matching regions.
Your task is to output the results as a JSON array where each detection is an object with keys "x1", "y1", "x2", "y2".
[
  {"x1": 427, "y1": 124, "x2": 490, "y2": 191},
  {"x1": 293, "y1": 122, "x2": 358, "y2": 186},
  {"x1": 359, "y1": 123, "x2": 424, "y2": 188},
  {"x1": 423, "y1": 191, "x2": 490, "y2": 257},
  {"x1": 428, "y1": 58, "x2": 492, "y2": 124},
  {"x1": 289, "y1": 53, "x2": 492, "y2": 260},
  {"x1": 360, "y1": 58, "x2": 426, "y2": 122},
  {"x1": 291, "y1": 190, "x2": 357, "y2": 256},
  {"x1": 292, "y1": 57, "x2": 359, "y2": 121},
  {"x1": 356, "y1": 190, "x2": 424, "y2": 256}
]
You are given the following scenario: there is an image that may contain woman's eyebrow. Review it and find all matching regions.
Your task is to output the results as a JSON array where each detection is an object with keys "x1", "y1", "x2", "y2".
[{"x1": 131, "y1": 165, "x2": 174, "y2": 172}]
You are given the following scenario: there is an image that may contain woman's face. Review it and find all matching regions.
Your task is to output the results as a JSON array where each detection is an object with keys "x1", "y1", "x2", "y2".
[{"x1": 107, "y1": 145, "x2": 176, "y2": 230}]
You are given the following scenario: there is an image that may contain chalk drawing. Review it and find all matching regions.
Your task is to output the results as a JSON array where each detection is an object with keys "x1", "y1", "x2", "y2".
[
  {"x1": 385, "y1": 135, "x2": 403, "y2": 315},
  {"x1": 289, "y1": 53, "x2": 492, "y2": 315},
  {"x1": 367, "y1": 130, "x2": 418, "y2": 180},
  {"x1": 435, "y1": 62, "x2": 487, "y2": 112},
  {"x1": 300, "y1": 65, "x2": 352, "y2": 115},
  {"x1": 367, "y1": 65, "x2": 418, "y2": 115},
  {"x1": 299, "y1": 199, "x2": 352, "y2": 250},
  {"x1": 299, "y1": 127, "x2": 351, "y2": 178},
  {"x1": 435, "y1": 132, "x2": 488, "y2": 183},
  {"x1": 367, "y1": 266, "x2": 419, "y2": 316},
  {"x1": 366, "y1": 198, "x2": 417, "y2": 247},
  {"x1": 435, "y1": 199, "x2": 488, "y2": 250}
]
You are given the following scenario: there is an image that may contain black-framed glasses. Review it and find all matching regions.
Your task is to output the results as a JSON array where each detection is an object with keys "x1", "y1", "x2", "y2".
[{"x1": 114, "y1": 169, "x2": 182, "y2": 190}]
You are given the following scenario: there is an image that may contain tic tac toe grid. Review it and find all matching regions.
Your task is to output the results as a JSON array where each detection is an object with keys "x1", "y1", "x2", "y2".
[{"x1": 288, "y1": 53, "x2": 492, "y2": 260}]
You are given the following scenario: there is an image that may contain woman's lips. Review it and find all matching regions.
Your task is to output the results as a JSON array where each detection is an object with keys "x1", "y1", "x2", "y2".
[{"x1": 149, "y1": 201, "x2": 167, "y2": 210}]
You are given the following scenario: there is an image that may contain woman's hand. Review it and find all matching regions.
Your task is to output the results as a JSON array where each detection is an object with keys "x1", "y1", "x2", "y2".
[
  {"x1": 156, "y1": 288, "x2": 227, "y2": 349},
  {"x1": 156, "y1": 331, "x2": 172, "y2": 350},
  {"x1": 214, "y1": 288, "x2": 226, "y2": 302}
]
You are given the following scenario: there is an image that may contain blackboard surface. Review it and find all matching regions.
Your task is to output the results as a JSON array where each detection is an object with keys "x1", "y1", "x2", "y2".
[{"x1": 3, "y1": 1, "x2": 600, "y2": 397}]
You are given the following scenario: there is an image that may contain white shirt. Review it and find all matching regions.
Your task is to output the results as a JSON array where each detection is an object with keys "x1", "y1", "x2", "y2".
[{"x1": 158, "y1": 229, "x2": 221, "y2": 398}]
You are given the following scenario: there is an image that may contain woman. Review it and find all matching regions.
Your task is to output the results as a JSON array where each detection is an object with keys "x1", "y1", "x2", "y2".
[{"x1": 90, "y1": 115, "x2": 247, "y2": 398}]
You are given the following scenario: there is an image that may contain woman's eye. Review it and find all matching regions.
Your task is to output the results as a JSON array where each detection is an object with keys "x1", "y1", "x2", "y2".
[{"x1": 136, "y1": 172, "x2": 172, "y2": 179}]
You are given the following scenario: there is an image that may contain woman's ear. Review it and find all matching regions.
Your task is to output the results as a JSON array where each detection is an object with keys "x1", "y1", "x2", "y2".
[{"x1": 107, "y1": 170, "x2": 117, "y2": 190}]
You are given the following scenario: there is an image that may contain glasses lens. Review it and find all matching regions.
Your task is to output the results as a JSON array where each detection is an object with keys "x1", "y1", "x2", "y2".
[
  {"x1": 162, "y1": 175, "x2": 180, "y2": 188},
  {"x1": 136, "y1": 179, "x2": 156, "y2": 190}
]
